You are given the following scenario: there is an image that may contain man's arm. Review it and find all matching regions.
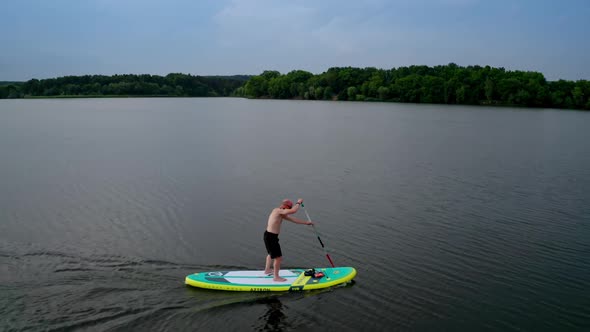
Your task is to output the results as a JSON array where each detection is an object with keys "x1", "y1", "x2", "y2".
[
  {"x1": 284, "y1": 215, "x2": 313, "y2": 225},
  {"x1": 278, "y1": 199, "x2": 304, "y2": 215}
]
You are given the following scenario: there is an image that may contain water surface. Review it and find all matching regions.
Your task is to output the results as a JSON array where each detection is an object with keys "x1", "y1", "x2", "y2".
[{"x1": 1, "y1": 98, "x2": 589, "y2": 331}]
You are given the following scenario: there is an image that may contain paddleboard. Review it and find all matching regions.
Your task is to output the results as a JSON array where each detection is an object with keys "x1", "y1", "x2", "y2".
[{"x1": 185, "y1": 267, "x2": 356, "y2": 292}]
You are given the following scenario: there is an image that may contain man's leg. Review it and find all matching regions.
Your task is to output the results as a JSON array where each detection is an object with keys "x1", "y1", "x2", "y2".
[
  {"x1": 273, "y1": 256, "x2": 287, "y2": 282},
  {"x1": 264, "y1": 254, "x2": 272, "y2": 274}
]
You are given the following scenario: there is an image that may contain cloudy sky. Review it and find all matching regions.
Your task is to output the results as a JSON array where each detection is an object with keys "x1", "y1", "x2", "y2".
[{"x1": 1, "y1": 0, "x2": 588, "y2": 81}]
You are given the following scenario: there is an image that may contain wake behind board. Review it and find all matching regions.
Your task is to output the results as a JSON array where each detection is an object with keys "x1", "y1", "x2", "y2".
[{"x1": 185, "y1": 267, "x2": 356, "y2": 292}]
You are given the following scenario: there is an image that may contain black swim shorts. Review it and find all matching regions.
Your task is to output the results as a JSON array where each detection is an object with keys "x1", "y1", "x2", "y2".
[{"x1": 263, "y1": 230, "x2": 282, "y2": 259}]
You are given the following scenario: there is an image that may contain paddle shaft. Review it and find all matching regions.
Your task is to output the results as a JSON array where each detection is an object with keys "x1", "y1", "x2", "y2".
[{"x1": 301, "y1": 203, "x2": 335, "y2": 267}]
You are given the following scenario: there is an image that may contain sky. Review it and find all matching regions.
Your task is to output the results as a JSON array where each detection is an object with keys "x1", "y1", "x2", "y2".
[{"x1": 1, "y1": 0, "x2": 589, "y2": 81}]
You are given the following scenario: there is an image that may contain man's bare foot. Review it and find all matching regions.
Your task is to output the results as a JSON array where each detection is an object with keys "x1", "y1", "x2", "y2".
[
  {"x1": 264, "y1": 269, "x2": 273, "y2": 275},
  {"x1": 273, "y1": 277, "x2": 287, "y2": 282}
]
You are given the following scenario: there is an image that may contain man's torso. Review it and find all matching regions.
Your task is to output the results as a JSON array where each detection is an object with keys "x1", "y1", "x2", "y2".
[{"x1": 266, "y1": 208, "x2": 285, "y2": 234}]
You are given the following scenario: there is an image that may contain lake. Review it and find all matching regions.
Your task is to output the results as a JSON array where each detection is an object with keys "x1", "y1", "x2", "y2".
[{"x1": 1, "y1": 98, "x2": 589, "y2": 331}]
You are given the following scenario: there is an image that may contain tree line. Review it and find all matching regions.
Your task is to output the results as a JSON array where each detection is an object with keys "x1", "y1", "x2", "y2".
[
  {"x1": 236, "y1": 64, "x2": 590, "y2": 110},
  {"x1": 2, "y1": 65, "x2": 589, "y2": 110},
  {"x1": 0, "y1": 74, "x2": 249, "y2": 98}
]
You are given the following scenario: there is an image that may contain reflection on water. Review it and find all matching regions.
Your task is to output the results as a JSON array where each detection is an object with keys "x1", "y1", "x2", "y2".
[
  {"x1": 256, "y1": 296, "x2": 288, "y2": 332},
  {"x1": 183, "y1": 281, "x2": 356, "y2": 331}
]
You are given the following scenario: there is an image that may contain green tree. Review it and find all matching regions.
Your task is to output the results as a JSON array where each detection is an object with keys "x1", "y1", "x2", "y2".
[
  {"x1": 572, "y1": 86, "x2": 584, "y2": 108},
  {"x1": 323, "y1": 86, "x2": 333, "y2": 100},
  {"x1": 377, "y1": 86, "x2": 390, "y2": 100},
  {"x1": 347, "y1": 86, "x2": 357, "y2": 100},
  {"x1": 456, "y1": 85, "x2": 466, "y2": 104},
  {"x1": 244, "y1": 76, "x2": 268, "y2": 98},
  {"x1": 314, "y1": 86, "x2": 324, "y2": 100},
  {"x1": 485, "y1": 77, "x2": 494, "y2": 103}
]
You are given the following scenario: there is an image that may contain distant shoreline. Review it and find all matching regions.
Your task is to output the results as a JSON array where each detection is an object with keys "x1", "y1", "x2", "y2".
[
  {"x1": 2, "y1": 65, "x2": 589, "y2": 110},
  {"x1": 24, "y1": 94, "x2": 175, "y2": 99},
  {"x1": 236, "y1": 65, "x2": 589, "y2": 111}
]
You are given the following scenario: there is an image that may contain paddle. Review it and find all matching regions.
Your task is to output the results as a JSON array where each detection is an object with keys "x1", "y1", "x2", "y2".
[{"x1": 301, "y1": 203, "x2": 335, "y2": 267}]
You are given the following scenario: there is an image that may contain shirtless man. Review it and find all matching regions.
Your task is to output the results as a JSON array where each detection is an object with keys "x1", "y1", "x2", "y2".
[{"x1": 264, "y1": 198, "x2": 313, "y2": 281}]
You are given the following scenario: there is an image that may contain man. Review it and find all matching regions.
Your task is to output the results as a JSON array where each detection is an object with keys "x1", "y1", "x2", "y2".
[{"x1": 264, "y1": 198, "x2": 313, "y2": 282}]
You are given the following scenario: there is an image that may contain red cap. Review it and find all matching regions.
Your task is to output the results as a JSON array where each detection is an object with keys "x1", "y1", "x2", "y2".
[{"x1": 282, "y1": 199, "x2": 293, "y2": 208}]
